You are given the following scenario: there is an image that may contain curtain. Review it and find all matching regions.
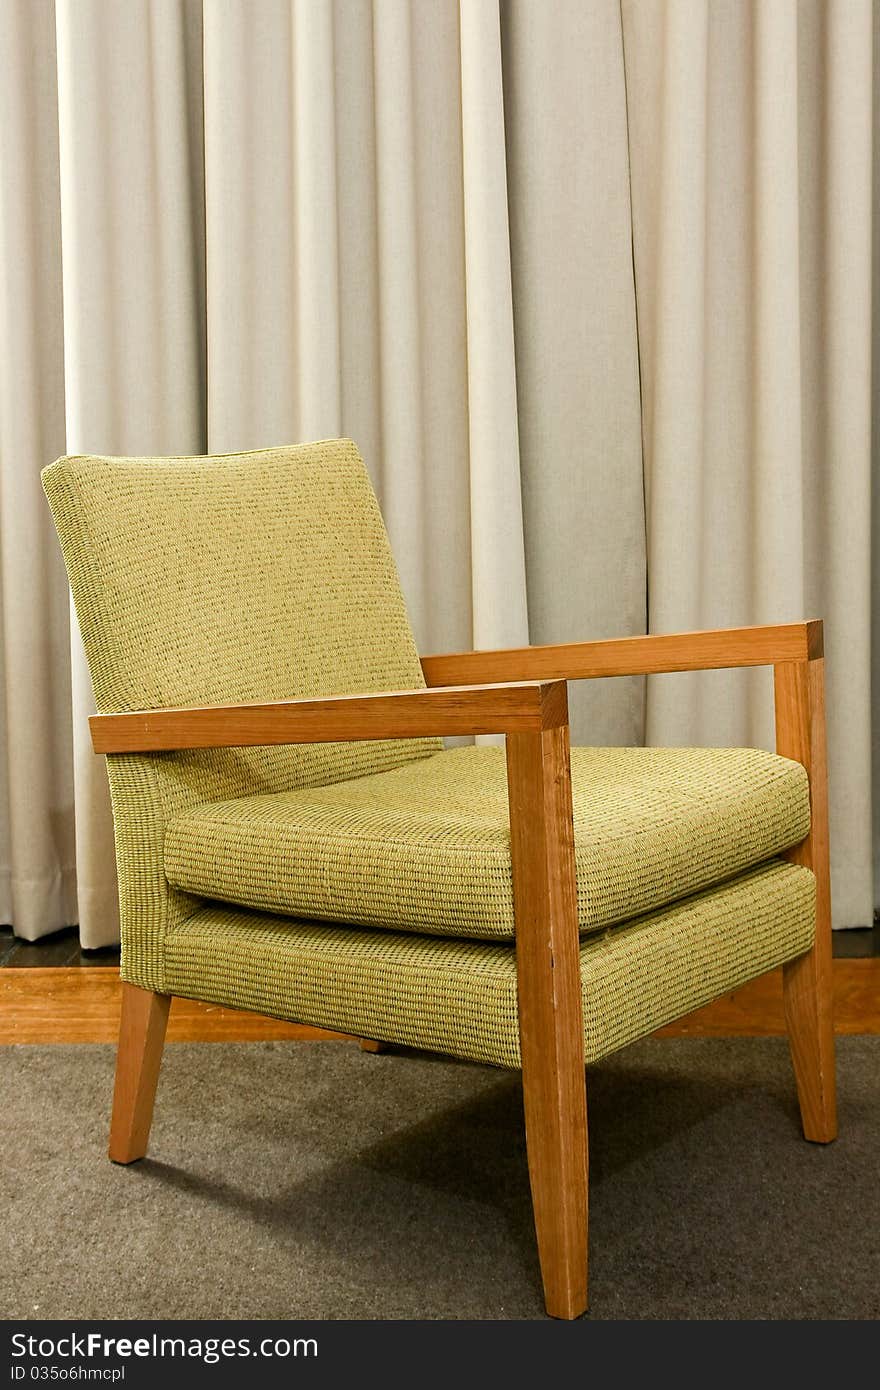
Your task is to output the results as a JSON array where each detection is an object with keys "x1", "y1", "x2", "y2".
[
  {"x1": 0, "y1": 0, "x2": 75, "y2": 940},
  {"x1": 0, "y1": 0, "x2": 874, "y2": 946},
  {"x1": 621, "y1": 0, "x2": 875, "y2": 929}
]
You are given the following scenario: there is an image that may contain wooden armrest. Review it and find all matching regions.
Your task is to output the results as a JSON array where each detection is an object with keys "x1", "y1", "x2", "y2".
[
  {"x1": 420, "y1": 621, "x2": 823, "y2": 687},
  {"x1": 89, "y1": 680, "x2": 569, "y2": 754}
]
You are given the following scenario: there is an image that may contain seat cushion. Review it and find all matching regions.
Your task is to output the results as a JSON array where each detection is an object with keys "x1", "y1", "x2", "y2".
[
  {"x1": 164, "y1": 744, "x2": 810, "y2": 940},
  {"x1": 162, "y1": 859, "x2": 816, "y2": 1068}
]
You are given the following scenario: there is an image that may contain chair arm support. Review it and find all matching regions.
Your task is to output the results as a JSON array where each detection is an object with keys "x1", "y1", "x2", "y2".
[
  {"x1": 89, "y1": 680, "x2": 569, "y2": 754},
  {"x1": 420, "y1": 621, "x2": 823, "y2": 687}
]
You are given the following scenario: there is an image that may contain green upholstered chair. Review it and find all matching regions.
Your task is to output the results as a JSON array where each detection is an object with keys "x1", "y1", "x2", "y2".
[{"x1": 42, "y1": 439, "x2": 835, "y2": 1320}]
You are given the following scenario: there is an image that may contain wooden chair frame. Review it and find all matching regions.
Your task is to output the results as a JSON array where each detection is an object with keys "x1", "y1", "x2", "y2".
[{"x1": 93, "y1": 620, "x2": 834, "y2": 1320}]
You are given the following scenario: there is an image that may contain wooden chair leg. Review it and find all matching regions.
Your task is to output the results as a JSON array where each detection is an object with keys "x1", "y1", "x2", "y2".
[
  {"x1": 774, "y1": 653, "x2": 837, "y2": 1143},
  {"x1": 507, "y1": 701, "x2": 589, "y2": 1320},
  {"x1": 109, "y1": 982, "x2": 171, "y2": 1164}
]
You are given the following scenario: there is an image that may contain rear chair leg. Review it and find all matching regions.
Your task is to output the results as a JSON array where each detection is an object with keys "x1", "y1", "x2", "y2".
[
  {"x1": 774, "y1": 652, "x2": 837, "y2": 1143},
  {"x1": 109, "y1": 982, "x2": 171, "y2": 1163},
  {"x1": 783, "y1": 946, "x2": 835, "y2": 1142}
]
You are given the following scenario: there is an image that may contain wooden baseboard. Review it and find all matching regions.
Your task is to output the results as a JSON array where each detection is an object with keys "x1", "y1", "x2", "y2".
[
  {"x1": 1, "y1": 960, "x2": 878, "y2": 1045},
  {"x1": 654, "y1": 957, "x2": 880, "y2": 1036},
  {"x1": 0, "y1": 968, "x2": 358, "y2": 1044}
]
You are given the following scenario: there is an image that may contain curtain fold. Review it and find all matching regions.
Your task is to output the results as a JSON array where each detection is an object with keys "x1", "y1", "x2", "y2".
[
  {"x1": 0, "y1": 0, "x2": 75, "y2": 941},
  {"x1": 0, "y1": 0, "x2": 875, "y2": 944},
  {"x1": 798, "y1": 0, "x2": 874, "y2": 926},
  {"x1": 458, "y1": 0, "x2": 528, "y2": 652}
]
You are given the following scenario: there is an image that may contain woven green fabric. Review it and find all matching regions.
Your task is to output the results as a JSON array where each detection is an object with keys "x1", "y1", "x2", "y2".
[
  {"x1": 163, "y1": 859, "x2": 815, "y2": 1068},
  {"x1": 42, "y1": 441, "x2": 439, "y2": 990},
  {"x1": 165, "y1": 743, "x2": 809, "y2": 940}
]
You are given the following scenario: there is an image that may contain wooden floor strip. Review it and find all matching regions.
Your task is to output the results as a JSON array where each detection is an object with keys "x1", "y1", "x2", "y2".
[
  {"x1": 1, "y1": 960, "x2": 878, "y2": 1045},
  {"x1": 0, "y1": 969, "x2": 359, "y2": 1045},
  {"x1": 654, "y1": 957, "x2": 880, "y2": 1037}
]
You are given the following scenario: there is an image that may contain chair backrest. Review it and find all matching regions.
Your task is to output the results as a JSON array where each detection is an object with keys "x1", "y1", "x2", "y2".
[{"x1": 43, "y1": 440, "x2": 438, "y2": 984}]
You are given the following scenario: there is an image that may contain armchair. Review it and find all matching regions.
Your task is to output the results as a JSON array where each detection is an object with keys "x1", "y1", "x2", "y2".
[{"x1": 43, "y1": 439, "x2": 833, "y2": 1320}]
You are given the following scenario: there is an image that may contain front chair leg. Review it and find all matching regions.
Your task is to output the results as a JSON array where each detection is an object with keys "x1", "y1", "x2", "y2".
[
  {"x1": 507, "y1": 701, "x2": 589, "y2": 1320},
  {"x1": 775, "y1": 655, "x2": 837, "y2": 1143},
  {"x1": 109, "y1": 982, "x2": 171, "y2": 1164}
]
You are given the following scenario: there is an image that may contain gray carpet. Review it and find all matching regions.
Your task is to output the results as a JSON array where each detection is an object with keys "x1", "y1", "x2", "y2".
[{"x1": 1, "y1": 1036, "x2": 878, "y2": 1320}]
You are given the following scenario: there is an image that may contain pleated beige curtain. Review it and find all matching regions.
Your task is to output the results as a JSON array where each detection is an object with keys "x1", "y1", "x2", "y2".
[
  {"x1": 0, "y1": 0, "x2": 875, "y2": 945},
  {"x1": 621, "y1": 0, "x2": 875, "y2": 928},
  {"x1": 0, "y1": 0, "x2": 75, "y2": 940}
]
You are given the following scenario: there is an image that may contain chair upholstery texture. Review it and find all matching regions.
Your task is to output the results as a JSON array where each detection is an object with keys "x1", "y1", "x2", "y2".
[
  {"x1": 163, "y1": 859, "x2": 815, "y2": 1067},
  {"x1": 165, "y1": 744, "x2": 810, "y2": 939},
  {"x1": 42, "y1": 440, "x2": 439, "y2": 991}
]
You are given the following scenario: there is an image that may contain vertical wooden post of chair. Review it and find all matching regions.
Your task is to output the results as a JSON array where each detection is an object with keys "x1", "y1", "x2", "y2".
[
  {"x1": 506, "y1": 682, "x2": 588, "y2": 1319},
  {"x1": 774, "y1": 623, "x2": 837, "y2": 1143},
  {"x1": 109, "y1": 982, "x2": 172, "y2": 1163}
]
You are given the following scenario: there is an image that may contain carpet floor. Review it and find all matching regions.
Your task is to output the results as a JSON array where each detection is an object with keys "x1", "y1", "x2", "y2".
[{"x1": 1, "y1": 1036, "x2": 878, "y2": 1321}]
